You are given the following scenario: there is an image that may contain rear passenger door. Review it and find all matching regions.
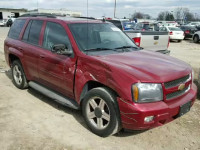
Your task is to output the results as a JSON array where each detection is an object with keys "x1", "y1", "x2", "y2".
[
  {"x1": 38, "y1": 21, "x2": 76, "y2": 98},
  {"x1": 21, "y1": 19, "x2": 44, "y2": 81}
]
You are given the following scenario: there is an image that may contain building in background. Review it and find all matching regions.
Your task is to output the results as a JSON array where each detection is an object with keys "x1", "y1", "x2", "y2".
[
  {"x1": 29, "y1": 8, "x2": 81, "y2": 17},
  {"x1": 0, "y1": 8, "x2": 27, "y2": 20}
]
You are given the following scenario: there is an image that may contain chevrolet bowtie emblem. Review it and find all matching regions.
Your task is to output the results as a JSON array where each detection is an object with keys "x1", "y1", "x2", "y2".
[{"x1": 178, "y1": 84, "x2": 185, "y2": 91}]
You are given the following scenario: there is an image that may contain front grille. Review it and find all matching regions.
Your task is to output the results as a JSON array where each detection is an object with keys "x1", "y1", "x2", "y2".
[
  {"x1": 164, "y1": 74, "x2": 191, "y2": 89},
  {"x1": 166, "y1": 86, "x2": 190, "y2": 100}
]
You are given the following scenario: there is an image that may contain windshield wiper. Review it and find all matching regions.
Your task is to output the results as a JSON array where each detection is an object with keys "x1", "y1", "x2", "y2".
[
  {"x1": 84, "y1": 48, "x2": 113, "y2": 51},
  {"x1": 114, "y1": 46, "x2": 138, "y2": 49}
]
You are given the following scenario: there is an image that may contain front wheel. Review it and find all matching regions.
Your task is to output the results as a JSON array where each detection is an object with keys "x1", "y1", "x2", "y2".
[
  {"x1": 193, "y1": 35, "x2": 199, "y2": 43},
  {"x1": 82, "y1": 87, "x2": 121, "y2": 137},
  {"x1": 11, "y1": 60, "x2": 28, "y2": 89}
]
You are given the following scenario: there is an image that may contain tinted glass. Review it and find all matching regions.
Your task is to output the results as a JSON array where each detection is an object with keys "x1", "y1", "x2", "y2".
[
  {"x1": 43, "y1": 22, "x2": 72, "y2": 51},
  {"x1": 22, "y1": 20, "x2": 32, "y2": 41},
  {"x1": 107, "y1": 20, "x2": 122, "y2": 30},
  {"x1": 28, "y1": 20, "x2": 43, "y2": 45},
  {"x1": 8, "y1": 19, "x2": 26, "y2": 39}
]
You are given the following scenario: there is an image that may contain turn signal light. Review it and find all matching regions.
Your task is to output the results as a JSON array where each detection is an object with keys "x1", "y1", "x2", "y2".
[{"x1": 133, "y1": 85, "x2": 139, "y2": 102}]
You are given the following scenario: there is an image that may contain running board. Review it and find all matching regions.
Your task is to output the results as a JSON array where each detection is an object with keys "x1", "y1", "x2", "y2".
[{"x1": 29, "y1": 81, "x2": 79, "y2": 110}]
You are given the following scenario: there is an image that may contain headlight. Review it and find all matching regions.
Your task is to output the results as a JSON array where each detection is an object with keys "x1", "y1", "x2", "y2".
[{"x1": 132, "y1": 83, "x2": 163, "y2": 103}]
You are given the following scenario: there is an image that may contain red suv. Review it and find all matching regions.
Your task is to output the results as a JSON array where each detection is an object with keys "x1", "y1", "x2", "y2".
[{"x1": 4, "y1": 14, "x2": 197, "y2": 137}]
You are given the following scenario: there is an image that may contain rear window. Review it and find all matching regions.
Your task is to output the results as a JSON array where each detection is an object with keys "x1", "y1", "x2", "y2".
[
  {"x1": 8, "y1": 19, "x2": 26, "y2": 40},
  {"x1": 168, "y1": 27, "x2": 182, "y2": 31}
]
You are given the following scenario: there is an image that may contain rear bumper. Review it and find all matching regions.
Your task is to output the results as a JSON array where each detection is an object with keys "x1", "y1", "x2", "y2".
[
  {"x1": 118, "y1": 83, "x2": 197, "y2": 130},
  {"x1": 169, "y1": 35, "x2": 185, "y2": 40},
  {"x1": 156, "y1": 50, "x2": 170, "y2": 55},
  {"x1": 184, "y1": 34, "x2": 193, "y2": 38}
]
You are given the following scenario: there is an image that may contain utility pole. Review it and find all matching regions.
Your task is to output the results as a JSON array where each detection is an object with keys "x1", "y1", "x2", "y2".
[{"x1": 114, "y1": 0, "x2": 116, "y2": 18}]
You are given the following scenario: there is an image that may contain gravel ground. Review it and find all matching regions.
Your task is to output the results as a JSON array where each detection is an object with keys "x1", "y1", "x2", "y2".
[{"x1": 0, "y1": 27, "x2": 200, "y2": 150}]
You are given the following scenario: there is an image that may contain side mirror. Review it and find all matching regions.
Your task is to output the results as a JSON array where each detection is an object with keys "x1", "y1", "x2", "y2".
[{"x1": 52, "y1": 44, "x2": 73, "y2": 55}]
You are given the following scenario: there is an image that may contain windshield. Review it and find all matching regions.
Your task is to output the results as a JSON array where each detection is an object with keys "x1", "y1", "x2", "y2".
[
  {"x1": 68, "y1": 23, "x2": 137, "y2": 53},
  {"x1": 168, "y1": 27, "x2": 182, "y2": 31}
]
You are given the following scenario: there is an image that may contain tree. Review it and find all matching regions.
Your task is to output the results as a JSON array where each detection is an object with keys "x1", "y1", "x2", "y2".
[
  {"x1": 132, "y1": 12, "x2": 151, "y2": 19},
  {"x1": 157, "y1": 11, "x2": 174, "y2": 21},
  {"x1": 166, "y1": 13, "x2": 174, "y2": 21},
  {"x1": 157, "y1": 12, "x2": 166, "y2": 20},
  {"x1": 174, "y1": 7, "x2": 195, "y2": 22}
]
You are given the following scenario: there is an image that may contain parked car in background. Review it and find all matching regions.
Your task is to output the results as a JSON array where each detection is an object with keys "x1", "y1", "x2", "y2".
[
  {"x1": 193, "y1": 31, "x2": 200, "y2": 43},
  {"x1": 125, "y1": 30, "x2": 170, "y2": 54},
  {"x1": 158, "y1": 21, "x2": 179, "y2": 27},
  {"x1": 134, "y1": 22, "x2": 160, "y2": 31},
  {"x1": 122, "y1": 21, "x2": 135, "y2": 30},
  {"x1": 160, "y1": 26, "x2": 184, "y2": 42},
  {"x1": 106, "y1": 18, "x2": 130, "y2": 31},
  {"x1": 187, "y1": 22, "x2": 200, "y2": 27},
  {"x1": 4, "y1": 15, "x2": 197, "y2": 137},
  {"x1": 180, "y1": 26, "x2": 198, "y2": 39},
  {"x1": 0, "y1": 19, "x2": 7, "y2": 26}
]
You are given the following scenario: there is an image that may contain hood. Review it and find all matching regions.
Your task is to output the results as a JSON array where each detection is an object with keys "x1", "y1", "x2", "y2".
[{"x1": 94, "y1": 50, "x2": 191, "y2": 83}]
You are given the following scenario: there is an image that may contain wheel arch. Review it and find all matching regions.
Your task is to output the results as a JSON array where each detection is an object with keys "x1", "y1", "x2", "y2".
[{"x1": 79, "y1": 80, "x2": 119, "y2": 106}]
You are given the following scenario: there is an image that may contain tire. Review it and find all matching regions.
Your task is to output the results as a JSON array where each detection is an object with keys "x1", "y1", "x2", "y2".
[
  {"x1": 193, "y1": 35, "x2": 199, "y2": 43},
  {"x1": 178, "y1": 40, "x2": 182, "y2": 43},
  {"x1": 11, "y1": 60, "x2": 28, "y2": 89},
  {"x1": 82, "y1": 87, "x2": 121, "y2": 137}
]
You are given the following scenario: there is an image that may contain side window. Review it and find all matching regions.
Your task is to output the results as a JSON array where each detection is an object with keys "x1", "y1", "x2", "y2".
[
  {"x1": 22, "y1": 20, "x2": 32, "y2": 41},
  {"x1": 43, "y1": 22, "x2": 72, "y2": 51},
  {"x1": 28, "y1": 20, "x2": 43, "y2": 45},
  {"x1": 22, "y1": 20, "x2": 43, "y2": 45},
  {"x1": 8, "y1": 19, "x2": 26, "y2": 39}
]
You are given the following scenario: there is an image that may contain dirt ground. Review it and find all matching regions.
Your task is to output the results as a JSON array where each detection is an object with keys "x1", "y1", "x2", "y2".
[{"x1": 0, "y1": 27, "x2": 200, "y2": 150}]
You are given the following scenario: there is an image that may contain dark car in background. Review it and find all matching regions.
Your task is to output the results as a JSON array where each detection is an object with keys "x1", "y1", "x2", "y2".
[{"x1": 180, "y1": 26, "x2": 198, "y2": 39}]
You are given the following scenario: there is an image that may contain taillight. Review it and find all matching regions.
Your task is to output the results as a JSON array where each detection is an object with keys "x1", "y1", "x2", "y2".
[
  {"x1": 142, "y1": 29, "x2": 145, "y2": 31},
  {"x1": 185, "y1": 30, "x2": 190, "y2": 34},
  {"x1": 133, "y1": 37, "x2": 141, "y2": 47},
  {"x1": 167, "y1": 37, "x2": 170, "y2": 48},
  {"x1": 170, "y1": 31, "x2": 173, "y2": 35}
]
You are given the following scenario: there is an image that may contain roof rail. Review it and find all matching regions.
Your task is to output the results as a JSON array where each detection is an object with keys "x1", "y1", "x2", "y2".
[
  {"x1": 74, "y1": 16, "x2": 96, "y2": 20},
  {"x1": 19, "y1": 13, "x2": 58, "y2": 18}
]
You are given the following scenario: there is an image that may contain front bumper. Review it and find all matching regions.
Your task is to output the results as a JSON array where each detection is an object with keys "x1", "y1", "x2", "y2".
[{"x1": 118, "y1": 83, "x2": 197, "y2": 130}]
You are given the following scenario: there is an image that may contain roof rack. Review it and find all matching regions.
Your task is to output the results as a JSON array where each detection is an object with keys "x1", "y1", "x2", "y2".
[
  {"x1": 19, "y1": 13, "x2": 58, "y2": 18},
  {"x1": 74, "y1": 16, "x2": 96, "y2": 20}
]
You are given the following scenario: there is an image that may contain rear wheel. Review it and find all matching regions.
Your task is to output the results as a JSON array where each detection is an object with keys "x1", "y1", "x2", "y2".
[
  {"x1": 82, "y1": 87, "x2": 121, "y2": 137},
  {"x1": 193, "y1": 35, "x2": 199, "y2": 43},
  {"x1": 11, "y1": 60, "x2": 28, "y2": 89}
]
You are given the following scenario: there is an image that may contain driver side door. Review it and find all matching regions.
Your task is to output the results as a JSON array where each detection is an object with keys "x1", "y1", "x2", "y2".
[{"x1": 38, "y1": 21, "x2": 76, "y2": 98}]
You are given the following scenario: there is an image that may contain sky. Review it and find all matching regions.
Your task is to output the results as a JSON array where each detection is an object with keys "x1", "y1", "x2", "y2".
[{"x1": 0, "y1": 0, "x2": 200, "y2": 18}]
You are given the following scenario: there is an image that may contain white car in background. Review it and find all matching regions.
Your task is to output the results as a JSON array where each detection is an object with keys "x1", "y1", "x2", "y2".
[
  {"x1": 160, "y1": 26, "x2": 184, "y2": 42},
  {"x1": 187, "y1": 22, "x2": 200, "y2": 27}
]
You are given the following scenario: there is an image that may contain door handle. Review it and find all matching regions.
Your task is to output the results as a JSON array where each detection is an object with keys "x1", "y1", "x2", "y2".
[
  {"x1": 39, "y1": 55, "x2": 45, "y2": 59},
  {"x1": 18, "y1": 47, "x2": 23, "y2": 51}
]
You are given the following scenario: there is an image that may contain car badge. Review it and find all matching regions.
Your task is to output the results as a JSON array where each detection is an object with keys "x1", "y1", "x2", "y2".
[{"x1": 178, "y1": 84, "x2": 185, "y2": 91}]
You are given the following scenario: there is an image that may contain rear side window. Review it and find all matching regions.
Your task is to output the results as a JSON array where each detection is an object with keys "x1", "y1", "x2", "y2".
[
  {"x1": 8, "y1": 19, "x2": 26, "y2": 40},
  {"x1": 23, "y1": 20, "x2": 43, "y2": 45},
  {"x1": 43, "y1": 22, "x2": 72, "y2": 51},
  {"x1": 107, "y1": 20, "x2": 122, "y2": 30}
]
